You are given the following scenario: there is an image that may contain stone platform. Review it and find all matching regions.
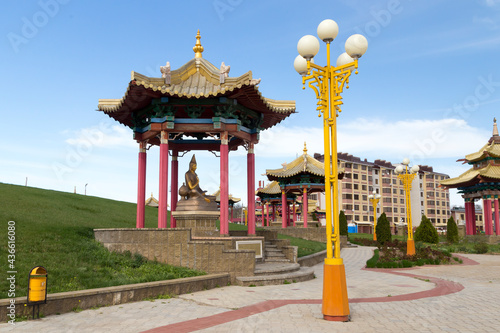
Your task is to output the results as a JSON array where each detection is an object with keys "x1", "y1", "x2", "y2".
[{"x1": 172, "y1": 211, "x2": 219, "y2": 237}]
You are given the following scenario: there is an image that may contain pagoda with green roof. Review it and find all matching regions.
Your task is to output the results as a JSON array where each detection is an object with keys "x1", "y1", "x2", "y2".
[{"x1": 441, "y1": 118, "x2": 500, "y2": 236}]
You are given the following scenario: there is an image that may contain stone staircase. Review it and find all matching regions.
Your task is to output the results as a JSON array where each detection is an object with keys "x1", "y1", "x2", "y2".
[{"x1": 235, "y1": 241, "x2": 315, "y2": 286}]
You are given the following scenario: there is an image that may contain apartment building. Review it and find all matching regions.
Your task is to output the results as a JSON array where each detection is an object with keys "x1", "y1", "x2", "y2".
[{"x1": 313, "y1": 152, "x2": 451, "y2": 232}]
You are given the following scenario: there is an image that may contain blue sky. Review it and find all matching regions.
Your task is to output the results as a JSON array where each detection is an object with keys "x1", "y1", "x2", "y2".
[{"x1": 1, "y1": 0, "x2": 499, "y2": 208}]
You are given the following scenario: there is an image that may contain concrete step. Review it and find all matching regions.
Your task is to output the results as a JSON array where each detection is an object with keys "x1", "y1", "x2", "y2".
[
  {"x1": 265, "y1": 248, "x2": 282, "y2": 252},
  {"x1": 264, "y1": 258, "x2": 291, "y2": 263},
  {"x1": 236, "y1": 267, "x2": 315, "y2": 286},
  {"x1": 254, "y1": 263, "x2": 300, "y2": 276},
  {"x1": 266, "y1": 252, "x2": 286, "y2": 258}
]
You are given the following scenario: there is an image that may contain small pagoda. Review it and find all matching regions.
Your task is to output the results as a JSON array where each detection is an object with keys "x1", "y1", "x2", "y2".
[
  {"x1": 441, "y1": 118, "x2": 500, "y2": 236},
  {"x1": 97, "y1": 31, "x2": 295, "y2": 236},
  {"x1": 262, "y1": 143, "x2": 326, "y2": 228},
  {"x1": 256, "y1": 180, "x2": 295, "y2": 226}
]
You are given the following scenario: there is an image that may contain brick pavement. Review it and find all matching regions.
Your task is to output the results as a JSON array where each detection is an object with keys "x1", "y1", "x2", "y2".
[{"x1": 1, "y1": 247, "x2": 499, "y2": 333}]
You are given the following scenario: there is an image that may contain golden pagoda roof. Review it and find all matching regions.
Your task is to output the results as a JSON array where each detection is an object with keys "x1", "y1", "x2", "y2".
[
  {"x1": 465, "y1": 141, "x2": 500, "y2": 163},
  {"x1": 98, "y1": 33, "x2": 295, "y2": 131},
  {"x1": 210, "y1": 189, "x2": 241, "y2": 203},
  {"x1": 266, "y1": 144, "x2": 324, "y2": 178},
  {"x1": 256, "y1": 181, "x2": 281, "y2": 195},
  {"x1": 145, "y1": 193, "x2": 159, "y2": 207},
  {"x1": 462, "y1": 118, "x2": 500, "y2": 163},
  {"x1": 440, "y1": 164, "x2": 500, "y2": 187}
]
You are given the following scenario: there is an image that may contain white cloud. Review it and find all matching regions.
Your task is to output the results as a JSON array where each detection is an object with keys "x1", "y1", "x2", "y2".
[
  {"x1": 256, "y1": 118, "x2": 488, "y2": 166},
  {"x1": 65, "y1": 123, "x2": 136, "y2": 149}
]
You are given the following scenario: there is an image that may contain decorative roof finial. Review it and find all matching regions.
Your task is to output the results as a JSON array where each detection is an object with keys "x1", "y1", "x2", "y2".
[
  {"x1": 303, "y1": 141, "x2": 308, "y2": 155},
  {"x1": 493, "y1": 117, "x2": 499, "y2": 136},
  {"x1": 193, "y1": 30, "x2": 204, "y2": 58}
]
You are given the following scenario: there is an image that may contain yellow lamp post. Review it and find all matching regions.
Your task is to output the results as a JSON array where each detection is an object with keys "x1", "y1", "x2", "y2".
[
  {"x1": 294, "y1": 19, "x2": 367, "y2": 322},
  {"x1": 394, "y1": 158, "x2": 420, "y2": 255},
  {"x1": 368, "y1": 191, "x2": 381, "y2": 241}
]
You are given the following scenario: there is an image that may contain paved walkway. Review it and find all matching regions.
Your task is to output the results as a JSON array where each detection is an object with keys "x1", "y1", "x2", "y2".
[{"x1": 2, "y1": 247, "x2": 499, "y2": 332}]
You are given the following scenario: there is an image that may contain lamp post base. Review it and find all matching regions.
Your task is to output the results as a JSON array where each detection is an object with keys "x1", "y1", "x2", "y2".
[
  {"x1": 322, "y1": 260, "x2": 349, "y2": 322},
  {"x1": 407, "y1": 239, "x2": 415, "y2": 255}
]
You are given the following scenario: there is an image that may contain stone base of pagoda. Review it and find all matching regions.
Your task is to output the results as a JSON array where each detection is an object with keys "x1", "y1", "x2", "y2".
[
  {"x1": 172, "y1": 211, "x2": 220, "y2": 237},
  {"x1": 294, "y1": 221, "x2": 321, "y2": 228}
]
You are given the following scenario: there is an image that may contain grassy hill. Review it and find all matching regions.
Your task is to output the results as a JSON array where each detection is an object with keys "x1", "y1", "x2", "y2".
[{"x1": 0, "y1": 183, "x2": 204, "y2": 299}]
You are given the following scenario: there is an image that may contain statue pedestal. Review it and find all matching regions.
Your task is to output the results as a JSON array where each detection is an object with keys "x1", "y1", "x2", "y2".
[{"x1": 172, "y1": 211, "x2": 220, "y2": 237}]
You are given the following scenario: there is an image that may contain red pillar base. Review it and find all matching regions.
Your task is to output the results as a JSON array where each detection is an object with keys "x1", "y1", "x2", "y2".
[
  {"x1": 407, "y1": 239, "x2": 415, "y2": 256},
  {"x1": 322, "y1": 261, "x2": 349, "y2": 322}
]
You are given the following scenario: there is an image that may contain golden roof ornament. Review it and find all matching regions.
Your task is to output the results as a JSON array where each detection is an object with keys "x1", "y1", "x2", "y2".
[
  {"x1": 303, "y1": 142, "x2": 308, "y2": 155},
  {"x1": 493, "y1": 117, "x2": 498, "y2": 136},
  {"x1": 193, "y1": 30, "x2": 204, "y2": 58}
]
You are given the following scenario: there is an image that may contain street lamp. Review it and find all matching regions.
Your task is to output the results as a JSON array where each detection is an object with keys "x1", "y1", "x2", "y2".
[
  {"x1": 394, "y1": 158, "x2": 420, "y2": 255},
  {"x1": 368, "y1": 191, "x2": 381, "y2": 241},
  {"x1": 294, "y1": 19, "x2": 367, "y2": 322}
]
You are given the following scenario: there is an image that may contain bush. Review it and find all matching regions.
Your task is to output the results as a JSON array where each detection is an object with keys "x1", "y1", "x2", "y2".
[
  {"x1": 473, "y1": 242, "x2": 489, "y2": 254},
  {"x1": 414, "y1": 215, "x2": 439, "y2": 244},
  {"x1": 375, "y1": 212, "x2": 392, "y2": 245},
  {"x1": 446, "y1": 216, "x2": 459, "y2": 243},
  {"x1": 339, "y1": 210, "x2": 348, "y2": 236}
]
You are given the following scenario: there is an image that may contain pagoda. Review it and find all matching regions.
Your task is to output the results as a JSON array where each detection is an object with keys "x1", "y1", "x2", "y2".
[
  {"x1": 441, "y1": 118, "x2": 500, "y2": 236},
  {"x1": 97, "y1": 31, "x2": 295, "y2": 235},
  {"x1": 256, "y1": 180, "x2": 295, "y2": 226},
  {"x1": 262, "y1": 143, "x2": 326, "y2": 228}
]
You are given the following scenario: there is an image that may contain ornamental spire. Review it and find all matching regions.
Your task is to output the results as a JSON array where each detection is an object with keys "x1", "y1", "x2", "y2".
[
  {"x1": 303, "y1": 141, "x2": 308, "y2": 155},
  {"x1": 193, "y1": 30, "x2": 204, "y2": 58},
  {"x1": 493, "y1": 117, "x2": 498, "y2": 136}
]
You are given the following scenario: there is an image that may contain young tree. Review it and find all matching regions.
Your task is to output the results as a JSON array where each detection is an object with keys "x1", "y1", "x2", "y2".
[
  {"x1": 339, "y1": 210, "x2": 348, "y2": 236},
  {"x1": 446, "y1": 216, "x2": 459, "y2": 243},
  {"x1": 375, "y1": 212, "x2": 391, "y2": 245},
  {"x1": 414, "y1": 214, "x2": 439, "y2": 244}
]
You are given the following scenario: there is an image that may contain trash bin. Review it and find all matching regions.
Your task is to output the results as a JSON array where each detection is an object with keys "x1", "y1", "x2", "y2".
[{"x1": 27, "y1": 266, "x2": 47, "y2": 305}]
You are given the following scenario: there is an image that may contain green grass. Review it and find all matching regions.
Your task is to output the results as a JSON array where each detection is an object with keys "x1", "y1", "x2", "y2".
[
  {"x1": 277, "y1": 234, "x2": 326, "y2": 257},
  {"x1": 0, "y1": 183, "x2": 205, "y2": 299}
]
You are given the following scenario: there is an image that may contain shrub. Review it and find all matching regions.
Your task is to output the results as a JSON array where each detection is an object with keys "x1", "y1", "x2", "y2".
[
  {"x1": 473, "y1": 242, "x2": 489, "y2": 254},
  {"x1": 375, "y1": 212, "x2": 392, "y2": 245},
  {"x1": 446, "y1": 216, "x2": 459, "y2": 243},
  {"x1": 366, "y1": 249, "x2": 379, "y2": 268},
  {"x1": 414, "y1": 215, "x2": 439, "y2": 244},
  {"x1": 339, "y1": 210, "x2": 348, "y2": 236}
]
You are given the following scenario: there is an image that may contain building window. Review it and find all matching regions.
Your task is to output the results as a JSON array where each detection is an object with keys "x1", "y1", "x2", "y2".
[
  {"x1": 383, "y1": 197, "x2": 392, "y2": 203},
  {"x1": 354, "y1": 194, "x2": 359, "y2": 200},
  {"x1": 353, "y1": 174, "x2": 359, "y2": 180},
  {"x1": 394, "y1": 208, "x2": 398, "y2": 213},
  {"x1": 362, "y1": 185, "x2": 367, "y2": 191},
  {"x1": 375, "y1": 179, "x2": 379, "y2": 184},
  {"x1": 393, "y1": 198, "x2": 397, "y2": 203},
  {"x1": 345, "y1": 163, "x2": 352, "y2": 169},
  {"x1": 400, "y1": 199, "x2": 405, "y2": 204},
  {"x1": 392, "y1": 179, "x2": 397, "y2": 184},
  {"x1": 363, "y1": 205, "x2": 368, "y2": 211},
  {"x1": 362, "y1": 195, "x2": 367, "y2": 201},
  {"x1": 362, "y1": 175, "x2": 367, "y2": 180},
  {"x1": 362, "y1": 165, "x2": 367, "y2": 170},
  {"x1": 383, "y1": 207, "x2": 392, "y2": 213},
  {"x1": 342, "y1": 194, "x2": 352, "y2": 200},
  {"x1": 354, "y1": 184, "x2": 359, "y2": 190},
  {"x1": 393, "y1": 189, "x2": 397, "y2": 194},
  {"x1": 353, "y1": 164, "x2": 358, "y2": 169},
  {"x1": 344, "y1": 183, "x2": 352, "y2": 189},
  {"x1": 382, "y1": 188, "x2": 391, "y2": 194},
  {"x1": 363, "y1": 215, "x2": 368, "y2": 221},
  {"x1": 354, "y1": 205, "x2": 360, "y2": 210}
]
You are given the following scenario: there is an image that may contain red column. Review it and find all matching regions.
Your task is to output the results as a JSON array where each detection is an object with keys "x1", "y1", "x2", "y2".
[
  {"x1": 230, "y1": 205, "x2": 234, "y2": 223},
  {"x1": 272, "y1": 204, "x2": 276, "y2": 222},
  {"x1": 247, "y1": 143, "x2": 256, "y2": 235},
  {"x1": 136, "y1": 142, "x2": 147, "y2": 229},
  {"x1": 464, "y1": 201, "x2": 471, "y2": 235},
  {"x1": 281, "y1": 189, "x2": 287, "y2": 228},
  {"x1": 170, "y1": 151, "x2": 178, "y2": 228},
  {"x1": 484, "y1": 198, "x2": 493, "y2": 235},
  {"x1": 158, "y1": 132, "x2": 169, "y2": 228},
  {"x1": 292, "y1": 201, "x2": 296, "y2": 227},
  {"x1": 266, "y1": 203, "x2": 270, "y2": 227},
  {"x1": 220, "y1": 132, "x2": 229, "y2": 235},
  {"x1": 495, "y1": 199, "x2": 500, "y2": 236},
  {"x1": 303, "y1": 189, "x2": 308, "y2": 228},
  {"x1": 471, "y1": 200, "x2": 477, "y2": 235}
]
